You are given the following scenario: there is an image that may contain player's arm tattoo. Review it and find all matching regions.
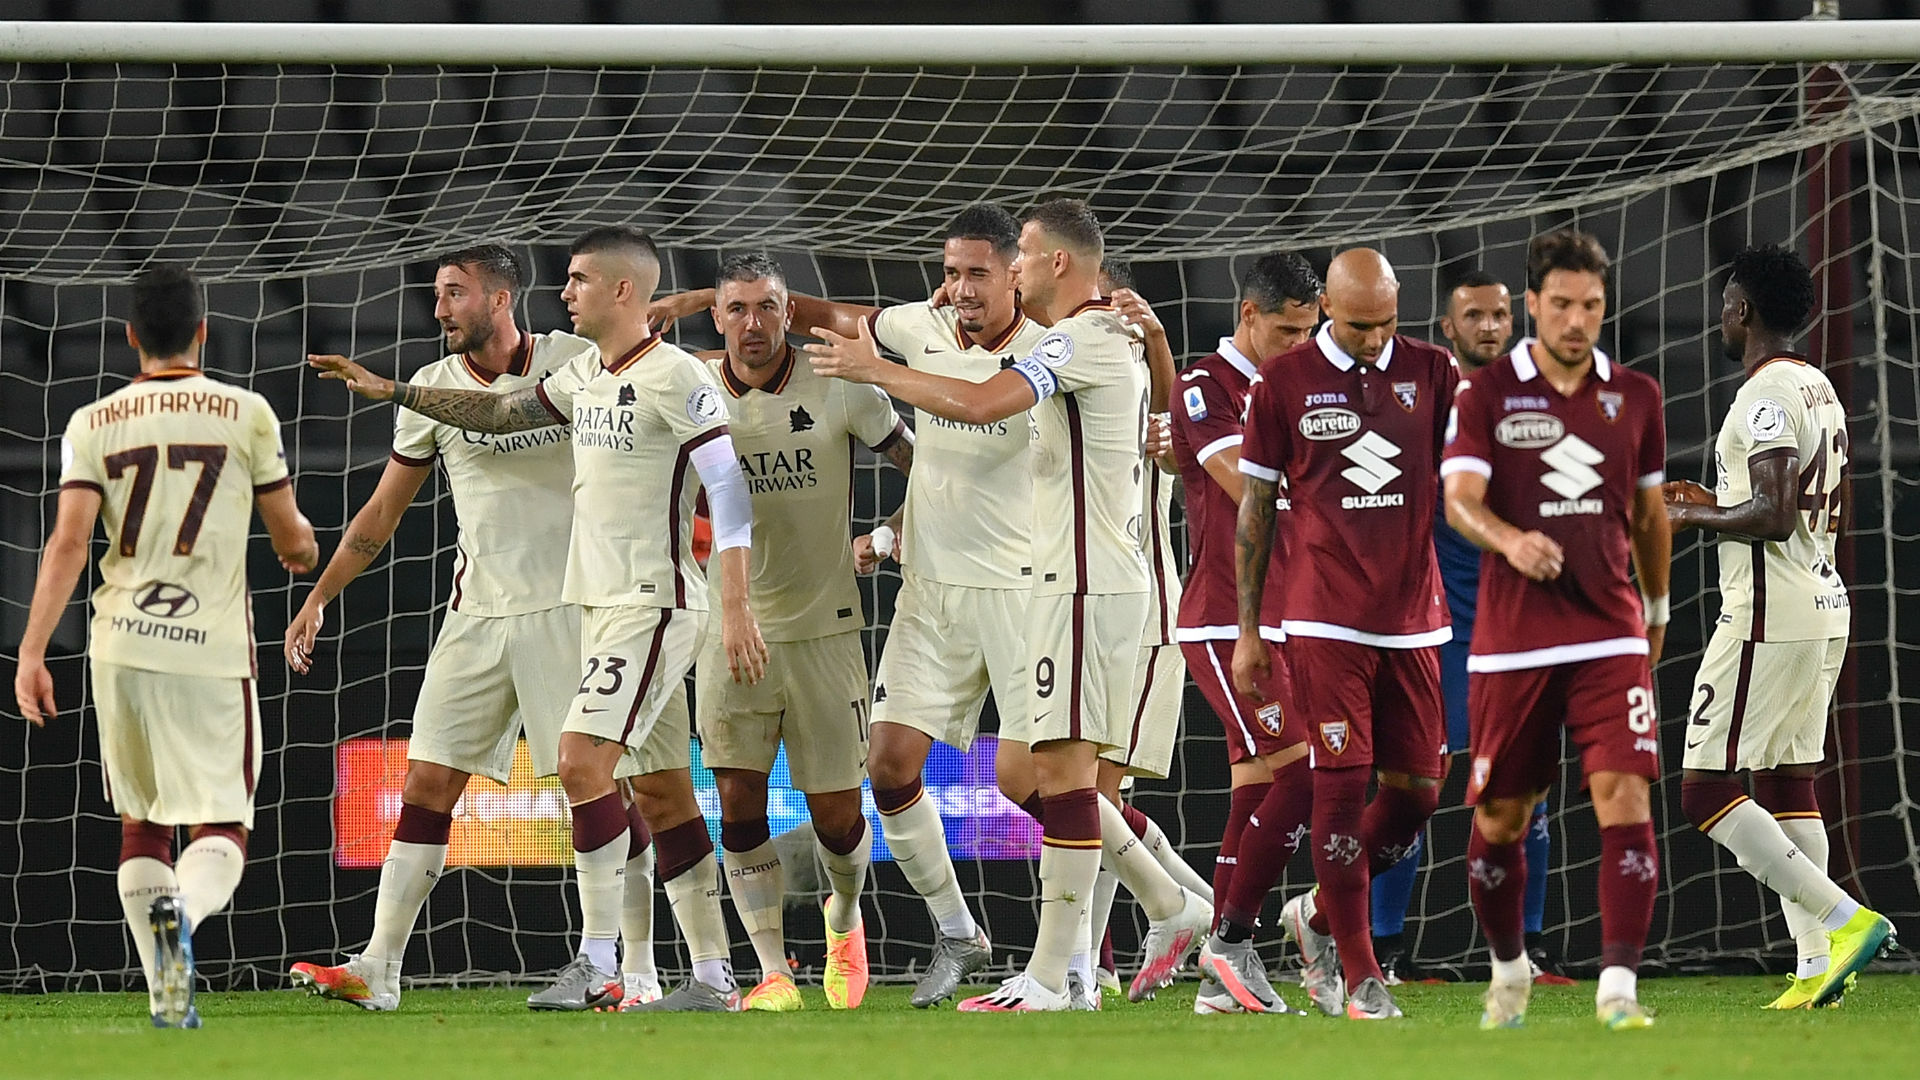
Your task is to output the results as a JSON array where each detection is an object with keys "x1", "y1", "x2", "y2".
[
  {"x1": 344, "y1": 533, "x2": 385, "y2": 559},
  {"x1": 1234, "y1": 475, "x2": 1278, "y2": 632},
  {"x1": 1670, "y1": 454, "x2": 1798, "y2": 542},
  {"x1": 391, "y1": 383, "x2": 555, "y2": 434},
  {"x1": 881, "y1": 435, "x2": 914, "y2": 475}
]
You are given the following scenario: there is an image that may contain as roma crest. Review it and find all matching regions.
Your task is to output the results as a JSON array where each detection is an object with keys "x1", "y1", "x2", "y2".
[
  {"x1": 1393, "y1": 381, "x2": 1418, "y2": 412},
  {"x1": 1598, "y1": 390, "x2": 1624, "y2": 423},
  {"x1": 1320, "y1": 720, "x2": 1350, "y2": 755}
]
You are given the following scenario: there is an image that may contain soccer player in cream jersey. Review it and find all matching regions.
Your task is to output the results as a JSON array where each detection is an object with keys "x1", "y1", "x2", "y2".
[
  {"x1": 1091, "y1": 265, "x2": 1216, "y2": 1001},
  {"x1": 313, "y1": 226, "x2": 767, "y2": 1014},
  {"x1": 15, "y1": 265, "x2": 319, "y2": 1028},
  {"x1": 810, "y1": 198, "x2": 1209, "y2": 1013},
  {"x1": 1666, "y1": 245, "x2": 1894, "y2": 1010},
  {"x1": 686, "y1": 253, "x2": 911, "y2": 1012},
  {"x1": 285, "y1": 246, "x2": 661, "y2": 1011},
  {"x1": 654, "y1": 205, "x2": 1045, "y2": 1007}
]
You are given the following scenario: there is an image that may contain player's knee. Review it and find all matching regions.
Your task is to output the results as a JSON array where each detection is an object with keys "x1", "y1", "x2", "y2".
[
  {"x1": 866, "y1": 726, "x2": 929, "y2": 791},
  {"x1": 1474, "y1": 800, "x2": 1532, "y2": 844},
  {"x1": 401, "y1": 761, "x2": 469, "y2": 813},
  {"x1": 713, "y1": 769, "x2": 769, "y2": 822},
  {"x1": 1589, "y1": 771, "x2": 1652, "y2": 827},
  {"x1": 1680, "y1": 772, "x2": 1747, "y2": 832},
  {"x1": 806, "y1": 791, "x2": 865, "y2": 840},
  {"x1": 627, "y1": 770, "x2": 700, "y2": 833},
  {"x1": 555, "y1": 748, "x2": 610, "y2": 802},
  {"x1": 1232, "y1": 758, "x2": 1276, "y2": 788},
  {"x1": 1378, "y1": 769, "x2": 1440, "y2": 793}
]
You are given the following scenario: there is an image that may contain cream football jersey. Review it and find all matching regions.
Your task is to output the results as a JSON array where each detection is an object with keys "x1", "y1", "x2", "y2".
[
  {"x1": 703, "y1": 347, "x2": 905, "y2": 642},
  {"x1": 391, "y1": 331, "x2": 588, "y2": 617},
  {"x1": 1140, "y1": 463, "x2": 1181, "y2": 646},
  {"x1": 869, "y1": 302, "x2": 1045, "y2": 589},
  {"x1": 59, "y1": 369, "x2": 291, "y2": 678},
  {"x1": 1006, "y1": 299, "x2": 1151, "y2": 597},
  {"x1": 1711, "y1": 354, "x2": 1851, "y2": 642},
  {"x1": 535, "y1": 334, "x2": 730, "y2": 610}
]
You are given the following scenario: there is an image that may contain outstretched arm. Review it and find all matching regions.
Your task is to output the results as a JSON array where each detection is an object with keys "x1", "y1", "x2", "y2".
[
  {"x1": 13, "y1": 486, "x2": 102, "y2": 726},
  {"x1": 286, "y1": 458, "x2": 430, "y2": 673},
  {"x1": 806, "y1": 322, "x2": 1036, "y2": 426},
  {"x1": 309, "y1": 354, "x2": 556, "y2": 434},
  {"x1": 791, "y1": 294, "x2": 882, "y2": 342}
]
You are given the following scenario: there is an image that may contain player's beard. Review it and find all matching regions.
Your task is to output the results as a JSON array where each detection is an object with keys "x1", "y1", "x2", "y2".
[
  {"x1": 1538, "y1": 335, "x2": 1592, "y2": 371},
  {"x1": 445, "y1": 317, "x2": 494, "y2": 356},
  {"x1": 1719, "y1": 333, "x2": 1743, "y2": 364}
]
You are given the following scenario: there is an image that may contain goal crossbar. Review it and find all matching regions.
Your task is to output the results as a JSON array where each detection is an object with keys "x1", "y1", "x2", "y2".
[{"x1": 3, "y1": 20, "x2": 1920, "y2": 66}]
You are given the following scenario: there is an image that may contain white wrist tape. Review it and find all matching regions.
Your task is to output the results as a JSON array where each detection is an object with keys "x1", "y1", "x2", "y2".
[
  {"x1": 870, "y1": 524, "x2": 896, "y2": 559},
  {"x1": 1641, "y1": 593, "x2": 1670, "y2": 628}
]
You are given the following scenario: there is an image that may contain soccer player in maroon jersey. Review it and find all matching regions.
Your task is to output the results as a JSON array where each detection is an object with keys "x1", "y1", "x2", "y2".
[
  {"x1": 1233, "y1": 248, "x2": 1457, "y2": 1020},
  {"x1": 1169, "y1": 253, "x2": 1321, "y2": 1014},
  {"x1": 1440, "y1": 229, "x2": 1672, "y2": 1031}
]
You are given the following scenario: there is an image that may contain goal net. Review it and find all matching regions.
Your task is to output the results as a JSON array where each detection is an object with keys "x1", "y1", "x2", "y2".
[{"x1": 3, "y1": 21, "x2": 1918, "y2": 990}]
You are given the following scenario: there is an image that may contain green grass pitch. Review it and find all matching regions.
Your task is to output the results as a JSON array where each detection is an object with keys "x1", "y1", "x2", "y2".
[{"x1": 3, "y1": 976, "x2": 1915, "y2": 1080}]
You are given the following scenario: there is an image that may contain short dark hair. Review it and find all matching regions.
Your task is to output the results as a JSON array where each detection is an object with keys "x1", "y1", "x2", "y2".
[
  {"x1": 570, "y1": 225, "x2": 661, "y2": 265},
  {"x1": 946, "y1": 204, "x2": 1020, "y2": 262},
  {"x1": 129, "y1": 264, "x2": 203, "y2": 359},
  {"x1": 1728, "y1": 244, "x2": 1817, "y2": 334},
  {"x1": 437, "y1": 244, "x2": 525, "y2": 299},
  {"x1": 1100, "y1": 259, "x2": 1136, "y2": 292},
  {"x1": 716, "y1": 252, "x2": 786, "y2": 291},
  {"x1": 1447, "y1": 269, "x2": 1505, "y2": 294},
  {"x1": 1241, "y1": 252, "x2": 1322, "y2": 312},
  {"x1": 1526, "y1": 229, "x2": 1610, "y2": 292},
  {"x1": 1023, "y1": 198, "x2": 1104, "y2": 260}
]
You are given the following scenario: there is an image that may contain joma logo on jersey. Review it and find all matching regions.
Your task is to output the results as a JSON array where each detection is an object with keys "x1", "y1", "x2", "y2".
[
  {"x1": 1495, "y1": 411, "x2": 1565, "y2": 449},
  {"x1": 1339, "y1": 431, "x2": 1405, "y2": 508},
  {"x1": 1305, "y1": 392, "x2": 1349, "y2": 407},
  {"x1": 1538, "y1": 434, "x2": 1606, "y2": 516},
  {"x1": 1299, "y1": 407, "x2": 1361, "y2": 441}
]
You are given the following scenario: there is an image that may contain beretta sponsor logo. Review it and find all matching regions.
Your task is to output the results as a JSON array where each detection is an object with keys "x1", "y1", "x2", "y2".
[
  {"x1": 1298, "y1": 407, "x2": 1361, "y2": 441},
  {"x1": 1495, "y1": 411, "x2": 1565, "y2": 449}
]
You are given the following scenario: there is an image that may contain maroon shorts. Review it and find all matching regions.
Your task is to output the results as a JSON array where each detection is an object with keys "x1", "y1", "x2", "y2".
[
  {"x1": 1181, "y1": 638, "x2": 1304, "y2": 766},
  {"x1": 1465, "y1": 652, "x2": 1659, "y2": 804},
  {"x1": 1286, "y1": 636, "x2": 1445, "y2": 778}
]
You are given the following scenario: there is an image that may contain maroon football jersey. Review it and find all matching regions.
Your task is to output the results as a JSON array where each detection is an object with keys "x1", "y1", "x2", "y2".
[
  {"x1": 1169, "y1": 339, "x2": 1283, "y2": 639},
  {"x1": 1238, "y1": 326, "x2": 1456, "y2": 645},
  {"x1": 1440, "y1": 340, "x2": 1667, "y2": 668}
]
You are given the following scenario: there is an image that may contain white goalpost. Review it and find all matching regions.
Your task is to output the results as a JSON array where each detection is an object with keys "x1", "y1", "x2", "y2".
[{"x1": 1, "y1": 16, "x2": 1916, "y2": 990}]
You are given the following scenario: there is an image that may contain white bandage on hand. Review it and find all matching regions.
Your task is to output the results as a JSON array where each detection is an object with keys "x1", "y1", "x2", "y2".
[
  {"x1": 870, "y1": 524, "x2": 896, "y2": 560},
  {"x1": 690, "y1": 435, "x2": 752, "y2": 552}
]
